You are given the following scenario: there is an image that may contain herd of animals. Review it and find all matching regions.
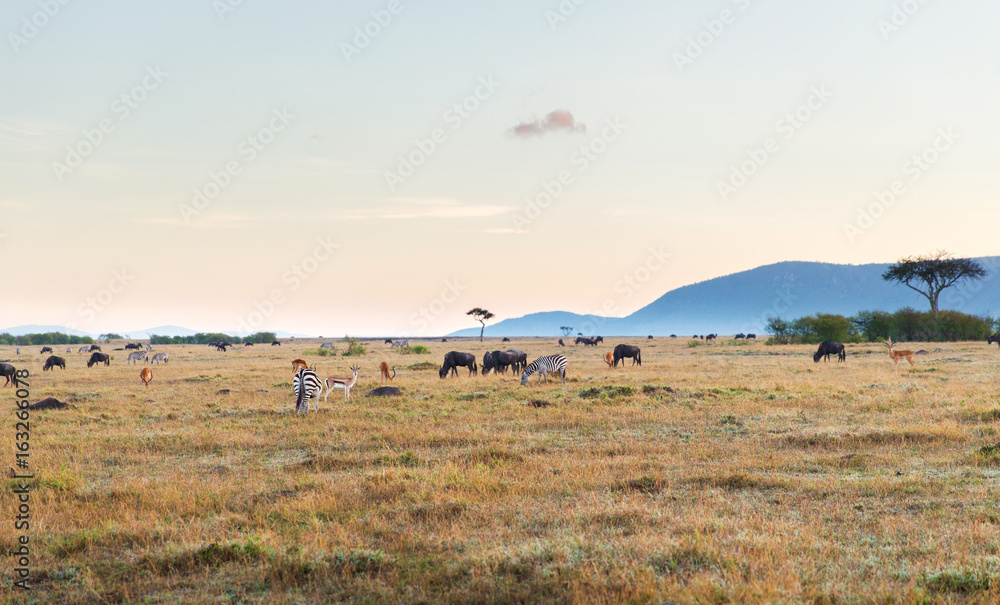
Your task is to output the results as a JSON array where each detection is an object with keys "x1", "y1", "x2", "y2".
[{"x1": 7, "y1": 333, "x2": 1000, "y2": 411}]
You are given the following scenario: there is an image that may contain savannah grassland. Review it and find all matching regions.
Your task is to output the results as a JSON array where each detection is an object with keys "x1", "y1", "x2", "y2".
[{"x1": 2, "y1": 337, "x2": 1000, "y2": 604}]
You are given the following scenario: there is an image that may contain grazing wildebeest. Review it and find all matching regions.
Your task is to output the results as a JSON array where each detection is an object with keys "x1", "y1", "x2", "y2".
[
  {"x1": 747, "y1": 333, "x2": 756, "y2": 340},
  {"x1": 813, "y1": 341, "x2": 846, "y2": 363},
  {"x1": 87, "y1": 352, "x2": 110, "y2": 367},
  {"x1": 558, "y1": 339, "x2": 565, "y2": 347},
  {"x1": 502, "y1": 337, "x2": 510, "y2": 342},
  {"x1": 40, "y1": 346, "x2": 53, "y2": 354},
  {"x1": 42, "y1": 355, "x2": 66, "y2": 371},
  {"x1": 670, "y1": 334, "x2": 677, "y2": 339},
  {"x1": 576, "y1": 337, "x2": 598, "y2": 346},
  {"x1": 988, "y1": 333, "x2": 1000, "y2": 347},
  {"x1": 439, "y1": 351, "x2": 477, "y2": 378},
  {"x1": 442, "y1": 338, "x2": 448, "y2": 342},
  {"x1": 89, "y1": 345, "x2": 101, "y2": 352},
  {"x1": 488, "y1": 350, "x2": 519, "y2": 375},
  {"x1": 215, "y1": 343, "x2": 229, "y2": 351},
  {"x1": 125, "y1": 343, "x2": 142, "y2": 350},
  {"x1": 613, "y1": 344, "x2": 642, "y2": 367},
  {"x1": 244, "y1": 342, "x2": 254, "y2": 347},
  {"x1": 706, "y1": 334, "x2": 717, "y2": 342},
  {"x1": 507, "y1": 350, "x2": 527, "y2": 373},
  {"x1": 481, "y1": 351, "x2": 497, "y2": 375},
  {"x1": 648, "y1": 335, "x2": 654, "y2": 340},
  {"x1": 595, "y1": 336, "x2": 604, "y2": 344},
  {"x1": 384, "y1": 339, "x2": 393, "y2": 345},
  {"x1": 272, "y1": 341, "x2": 281, "y2": 346},
  {"x1": 735, "y1": 333, "x2": 746, "y2": 340},
  {"x1": 0, "y1": 363, "x2": 17, "y2": 387}
]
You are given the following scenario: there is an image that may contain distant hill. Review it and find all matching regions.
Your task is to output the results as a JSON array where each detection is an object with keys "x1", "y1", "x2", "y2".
[{"x1": 448, "y1": 258, "x2": 1000, "y2": 337}]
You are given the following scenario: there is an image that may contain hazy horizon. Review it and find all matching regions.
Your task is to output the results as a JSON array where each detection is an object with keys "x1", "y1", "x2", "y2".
[{"x1": 3, "y1": 1, "x2": 998, "y2": 336}]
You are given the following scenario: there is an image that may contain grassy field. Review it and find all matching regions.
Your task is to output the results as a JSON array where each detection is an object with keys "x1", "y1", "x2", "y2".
[{"x1": 2, "y1": 336, "x2": 1000, "y2": 604}]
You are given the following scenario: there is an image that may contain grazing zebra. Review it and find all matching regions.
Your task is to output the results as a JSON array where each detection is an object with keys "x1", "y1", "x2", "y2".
[
  {"x1": 126, "y1": 350, "x2": 148, "y2": 365},
  {"x1": 520, "y1": 354, "x2": 568, "y2": 385},
  {"x1": 391, "y1": 340, "x2": 409, "y2": 349},
  {"x1": 150, "y1": 352, "x2": 169, "y2": 364},
  {"x1": 145, "y1": 344, "x2": 153, "y2": 351},
  {"x1": 294, "y1": 368, "x2": 323, "y2": 414},
  {"x1": 78, "y1": 346, "x2": 90, "y2": 353}
]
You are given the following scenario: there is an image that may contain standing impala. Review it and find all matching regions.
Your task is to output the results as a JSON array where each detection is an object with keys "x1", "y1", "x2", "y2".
[
  {"x1": 884, "y1": 338, "x2": 915, "y2": 370},
  {"x1": 324, "y1": 364, "x2": 360, "y2": 402}
]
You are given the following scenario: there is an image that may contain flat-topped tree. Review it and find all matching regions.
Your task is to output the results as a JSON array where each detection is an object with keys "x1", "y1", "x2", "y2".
[
  {"x1": 467, "y1": 308, "x2": 494, "y2": 342},
  {"x1": 560, "y1": 326, "x2": 574, "y2": 337},
  {"x1": 882, "y1": 251, "x2": 986, "y2": 315}
]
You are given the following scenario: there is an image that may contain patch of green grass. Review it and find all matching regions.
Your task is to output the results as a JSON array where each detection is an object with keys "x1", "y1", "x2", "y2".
[
  {"x1": 405, "y1": 361, "x2": 438, "y2": 371},
  {"x1": 398, "y1": 345, "x2": 430, "y2": 355},
  {"x1": 579, "y1": 385, "x2": 637, "y2": 399},
  {"x1": 921, "y1": 569, "x2": 992, "y2": 594}
]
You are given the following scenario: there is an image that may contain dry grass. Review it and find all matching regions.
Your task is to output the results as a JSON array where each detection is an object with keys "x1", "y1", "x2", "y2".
[{"x1": 3, "y1": 337, "x2": 1000, "y2": 603}]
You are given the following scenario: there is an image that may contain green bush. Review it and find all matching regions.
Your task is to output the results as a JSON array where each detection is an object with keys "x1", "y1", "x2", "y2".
[
  {"x1": 398, "y1": 345, "x2": 430, "y2": 355},
  {"x1": 766, "y1": 309, "x2": 993, "y2": 344},
  {"x1": 342, "y1": 336, "x2": 366, "y2": 357}
]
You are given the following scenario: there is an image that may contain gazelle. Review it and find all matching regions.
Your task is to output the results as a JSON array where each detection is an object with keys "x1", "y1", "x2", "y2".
[
  {"x1": 292, "y1": 359, "x2": 309, "y2": 372},
  {"x1": 379, "y1": 361, "x2": 395, "y2": 382},
  {"x1": 604, "y1": 351, "x2": 614, "y2": 368},
  {"x1": 883, "y1": 338, "x2": 915, "y2": 370},
  {"x1": 140, "y1": 367, "x2": 152, "y2": 387},
  {"x1": 324, "y1": 364, "x2": 360, "y2": 402}
]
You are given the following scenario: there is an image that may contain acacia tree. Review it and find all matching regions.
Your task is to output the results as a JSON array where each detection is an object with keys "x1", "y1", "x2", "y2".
[
  {"x1": 560, "y1": 326, "x2": 574, "y2": 337},
  {"x1": 882, "y1": 251, "x2": 986, "y2": 315},
  {"x1": 467, "y1": 308, "x2": 495, "y2": 342}
]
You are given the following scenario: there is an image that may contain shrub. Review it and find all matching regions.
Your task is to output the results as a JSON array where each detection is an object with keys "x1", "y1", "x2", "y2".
[
  {"x1": 342, "y1": 336, "x2": 366, "y2": 357},
  {"x1": 398, "y1": 345, "x2": 430, "y2": 355}
]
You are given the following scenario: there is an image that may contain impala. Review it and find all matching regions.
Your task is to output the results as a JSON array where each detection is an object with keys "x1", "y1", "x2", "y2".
[
  {"x1": 324, "y1": 364, "x2": 360, "y2": 402},
  {"x1": 604, "y1": 351, "x2": 614, "y2": 368},
  {"x1": 884, "y1": 338, "x2": 915, "y2": 370},
  {"x1": 140, "y1": 367, "x2": 152, "y2": 387},
  {"x1": 292, "y1": 359, "x2": 309, "y2": 372},
  {"x1": 379, "y1": 361, "x2": 395, "y2": 382}
]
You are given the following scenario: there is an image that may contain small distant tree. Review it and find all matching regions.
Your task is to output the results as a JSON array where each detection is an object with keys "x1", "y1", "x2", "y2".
[
  {"x1": 467, "y1": 308, "x2": 494, "y2": 342},
  {"x1": 100, "y1": 333, "x2": 123, "y2": 341},
  {"x1": 560, "y1": 326, "x2": 574, "y2": 337},
  {"x1": 882, "y1": 251, "x2": 986, "y2": 315}
]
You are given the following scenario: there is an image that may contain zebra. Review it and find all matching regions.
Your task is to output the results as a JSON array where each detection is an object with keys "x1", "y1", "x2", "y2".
[
  {"x1": 78, "y1": 346, "x2": 90, "y2": 353},
  {"x1": 145, "y1": 344, "x2": 153, "y2": 351},
  {"x1": 391, "y1": 340, "x2": 409, "y2": 349},
  {"x1": 521, "y1": 354, "x2": 568, "y2": 385},
  {"x1": 294, "y1": 368, "x2": 324, "y2": 414},
  {"x1": 150, "y1": 352, "x2": 169, "y2": 364},
  {"x1": 126, "y1": 350, "x2": 148, "y2": 365}
]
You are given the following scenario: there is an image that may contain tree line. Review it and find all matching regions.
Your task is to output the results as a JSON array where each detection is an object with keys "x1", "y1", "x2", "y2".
[
  {"x1": 766, "y1": 309, "x2": 996, "y2": 345},
  {"x1": 149, "y1": 332, "x2": 277, "y2": 345}
]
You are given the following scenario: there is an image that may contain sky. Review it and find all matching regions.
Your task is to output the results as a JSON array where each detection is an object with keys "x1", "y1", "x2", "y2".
[{"x1": 1, "y1": 0, "x2": 998, "y2": 336}]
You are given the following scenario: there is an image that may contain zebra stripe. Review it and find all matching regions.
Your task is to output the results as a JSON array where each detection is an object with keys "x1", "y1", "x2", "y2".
[
  {"x1": 126, "y1": 351, "x2": 148, "y2": 365},
  {"x1": 151, "y1": 353, "x2": 169, "y2": 364},
  {"x1": 521, "y1": 354, "x2": 568, "y2": 385},
  {"x1": 391, "y1": 340, "x2": 409, "y2": 349},
  {"x1": 294, "y1": 368, "x2": 324, "y2": 414}
]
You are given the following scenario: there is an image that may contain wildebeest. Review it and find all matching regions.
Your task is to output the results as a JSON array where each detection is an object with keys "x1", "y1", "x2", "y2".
[
  {"x1": 705, "y1": 334, "x2": 717, "y2": 342},
  {"x1": 439, "y1": 351, "x2": 477, "y2": 378},
  {"x1": 87, "y1": 352, "x2": 110, "y2": 367},
  {"x1": 747, "y1": 333, "x2": 756, "y2": 340},
  {"x1": 989, "y1": 333, "x2": 1000, "y2": 347},
  {"x1": 502, "y1": 337, "x2": 510, "y2": 342},
  {"x1": 613, "y1": 344, "x2": 642, "y2": 367},
  {"x1": 42, "y1": 355, "x2": 66, "y2": 371},
  {"x1": 735, "y1": 333, "x2": 746, "y2": 340},
  {"x1": 595, "y1": 336, "x2": 604, "y2": 344},
  {"x1": 648, "y1": 335, "x2": 654, "y2": 339},
  {"x1": 670, "y1": 334, "x2": 677, "y2": 339},
  {"x1": 271, "y1": 341, "x2": 281, "y2": 346},
  {"x1": 558, "y1": 339, "x2": 565, "y2": 347},
  {"x1": 488, "y1": 351, "x2": 520, "y2": 375},
  {"x1": 40, "y1": 346, "x2": 53, "y2": 354},
  {"x1": 125, "y1": 343, "x2": 142, "y2": 350},
  {"x1": 0, "y1": 363, "x2": 17, "y2": 387},
  {"x1": 481, "y1": 351, "x2": 496, "y2": 375},
  {"x1": 442, "y1": 338, "x2": 448, "y2": 342},
  {"x1": 244, "y1": 342, "x2": 254, "y2": 347},
  {"x1": 813, "y1": 341, "x2": 846, "y2": 363},
  {"x1": 384, "y1": 339, "x2": 393, "y2": 345},
  {"x1": 506, "y1": 350, "x2": 527, "y2": 373},
  {"x1": 575, "y1": 337, "x2": 598, "y2": 346},
  {"x1": 89, "y1": 345, "x2": 101, "y2": 352}
]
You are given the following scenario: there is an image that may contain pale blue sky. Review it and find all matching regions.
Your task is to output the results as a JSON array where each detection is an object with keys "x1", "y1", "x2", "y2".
[{"x1": 2, "y1": 0, "x2": 998, "y2": 335}]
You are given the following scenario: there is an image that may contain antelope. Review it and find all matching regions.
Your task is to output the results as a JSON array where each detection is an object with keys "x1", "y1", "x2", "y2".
[
  {"x1": 292, "y1": 359, "x2": 309, "y2": 372},
  {"x1": 883, "y1": 338, "x2": 915, "y2": 370},
  {"x1": 324, "y1": 364, "x2": 360, "y2": 402},
  {"x1": 379, "y1": 361, "x2": 395, "y2": 382},
  {"x1": 140, "y1": 367, "x2": 152, "y2": 387},
  {"x1": 604, "y1": 351, "x2": 614, "y2": 368}
]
